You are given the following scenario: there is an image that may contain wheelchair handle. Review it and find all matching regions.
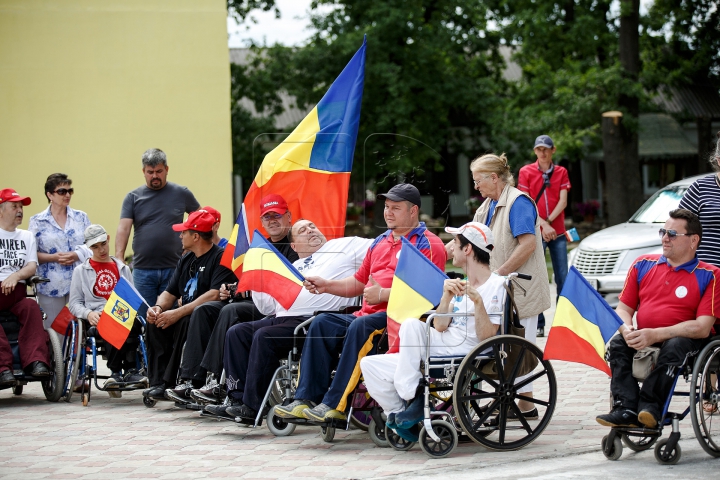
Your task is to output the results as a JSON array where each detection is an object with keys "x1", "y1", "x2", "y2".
[
  {"x1": 508, "y1": 272, "x2": 532, "y2": 281},
  {"x1": 27, "y1": 275, "x2": 50, "y2": 285}
]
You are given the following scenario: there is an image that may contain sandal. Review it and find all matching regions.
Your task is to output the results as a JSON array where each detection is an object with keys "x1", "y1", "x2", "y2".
[{"x1": 703, "y1": 401, "x2": 718, "y2": 414}]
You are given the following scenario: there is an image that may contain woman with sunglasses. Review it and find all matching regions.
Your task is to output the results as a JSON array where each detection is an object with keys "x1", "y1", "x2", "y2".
[{"x1": 28, "y1": 173, "x2": 91, "y2": 328}]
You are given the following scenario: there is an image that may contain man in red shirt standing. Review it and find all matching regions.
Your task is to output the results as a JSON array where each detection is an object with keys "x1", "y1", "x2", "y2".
[
  {"x1": 596, "y1": 209, "x2": 718, "y2": 429},
  {"x1": 518, "y1": 135, "x2": 571, "y2": 336}
]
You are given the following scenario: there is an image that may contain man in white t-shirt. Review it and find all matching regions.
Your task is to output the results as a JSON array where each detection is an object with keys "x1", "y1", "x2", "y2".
[
  {"x1": 361, "y1": 222, "x2": 505, "y2": 441},
  {"x1": 0, "y1": 189, "x2": 51, "y2": 386},
  {"x1": 204, "y1": 219, "x2": 373, "y2": 420}
]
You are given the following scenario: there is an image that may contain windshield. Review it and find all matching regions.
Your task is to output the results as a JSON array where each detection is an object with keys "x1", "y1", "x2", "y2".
[{"x1": 630, "y1": 186, "x2": 687, "y2": 223}]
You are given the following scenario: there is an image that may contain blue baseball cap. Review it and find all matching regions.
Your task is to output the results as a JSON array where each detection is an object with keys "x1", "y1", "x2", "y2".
[{"x1": 534, "y1": 135, "x2": 554, "y2": 149}]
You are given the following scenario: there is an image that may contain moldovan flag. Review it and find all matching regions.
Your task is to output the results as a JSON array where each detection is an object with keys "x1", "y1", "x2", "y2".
[
  {"x1": 236, "y1": 230, "x2": 305, "y2": 310},
  {"x1": 386, "y1": 237, "x2": 448, "y2": 353},
  {"x1": 97, "y1": 278, "x2": 146, "y2": 349},
  {"x1": 543, "y1": 267, "x2": 624, "y2": 375},
  {"x1": 220, "y1": 205, "x2": 251, "y2": 279},
  {"x1": 242, "y1": 36, "x2": 366, "y2": 241}
]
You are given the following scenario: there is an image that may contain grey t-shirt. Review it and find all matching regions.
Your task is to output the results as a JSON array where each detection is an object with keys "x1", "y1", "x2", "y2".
[{"x1": 120, "y1": 182, "x2": 199, "y2": 269}]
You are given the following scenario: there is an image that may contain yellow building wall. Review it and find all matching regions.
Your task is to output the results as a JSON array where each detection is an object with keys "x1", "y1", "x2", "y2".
[{"x1": 0, "y1": 0, "x2": 234, "y2": 255}]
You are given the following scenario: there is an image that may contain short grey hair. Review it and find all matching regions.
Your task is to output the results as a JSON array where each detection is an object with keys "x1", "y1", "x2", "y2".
[{"x1": 142, "y1": 148, "x2": 167, "y2": 168}]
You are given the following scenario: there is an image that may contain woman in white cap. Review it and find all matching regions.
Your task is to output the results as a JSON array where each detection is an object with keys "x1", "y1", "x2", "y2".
[{"x1": 360, "y1": 222, "x2": 506, "y2": 441}]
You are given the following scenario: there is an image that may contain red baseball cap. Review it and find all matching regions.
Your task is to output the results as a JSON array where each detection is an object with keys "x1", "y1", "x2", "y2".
[
  {"x1": 172, "y1": 210, "x2": 215, "y2": 233},
  {"x1": 200, "y1": 206, "x2": 221, "y2": 223},
  {"x1": 0, "y1": 189, "x2": 31, "y2": 206},
  {"x1": 260, "y1": 194, "x2": 288, "y2": 215}
]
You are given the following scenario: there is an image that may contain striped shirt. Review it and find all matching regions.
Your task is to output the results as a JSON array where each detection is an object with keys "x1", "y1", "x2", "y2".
[{"x1": 678, "y1": 174, "x2": 720, "y2": 267}]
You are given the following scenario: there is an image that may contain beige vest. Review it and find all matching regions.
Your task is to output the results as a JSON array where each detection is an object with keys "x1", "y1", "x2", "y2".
[{"x1": 473, "y1": 185, "x2": 551, "y2": 318}]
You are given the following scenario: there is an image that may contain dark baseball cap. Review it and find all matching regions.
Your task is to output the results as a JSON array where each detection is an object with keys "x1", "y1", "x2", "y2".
[
  {"x1": 534, "y1": 135, "x2": 555, "y2": 149},
  {"x1": 377, "y1": 183, "x2": 421, "y2": 207}
]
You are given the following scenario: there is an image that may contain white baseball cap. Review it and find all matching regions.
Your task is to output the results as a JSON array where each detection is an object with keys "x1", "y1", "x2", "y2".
[
  {"x1": 84, "y1": 224, "x2": 108, "y2": 247},
  {"x1": 445, "y1": 222, "x2": 494, "y2": 253}
]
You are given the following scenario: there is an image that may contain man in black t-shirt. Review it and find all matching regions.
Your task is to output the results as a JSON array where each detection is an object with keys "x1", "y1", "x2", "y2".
[
  {"x1": 167, "y1": 194, "x2": 298, "y2": 404},
  {"x1": 144, "y1": 210, "x2": 236, "y2": 400}
]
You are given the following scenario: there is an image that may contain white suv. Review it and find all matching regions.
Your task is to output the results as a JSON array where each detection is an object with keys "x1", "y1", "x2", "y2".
[{"x1": 568, "y1": 175, "x2": 705, "y2": 307}]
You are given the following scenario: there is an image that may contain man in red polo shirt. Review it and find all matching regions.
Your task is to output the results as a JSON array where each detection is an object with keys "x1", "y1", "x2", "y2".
[
  {"x1": 596, "y1": 209, "x2": 719, "y2": 429},
  {"x1": 518, "y1": 135, "x2": 571, "y2": 336}
]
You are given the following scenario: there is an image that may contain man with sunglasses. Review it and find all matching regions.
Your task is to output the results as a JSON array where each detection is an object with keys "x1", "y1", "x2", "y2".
[
  {"x1": 596, "y1": 209, "x2": 719, "y2": 429},
  {"x1": 517, "y1": 135, "x2": 571, "y2": 336},
  {"x1": 143, "y1": 210, "x2": 236, "y2": 401},
  {"x1": 166, "y1": 194, "x2": 298, "y2": 404}
]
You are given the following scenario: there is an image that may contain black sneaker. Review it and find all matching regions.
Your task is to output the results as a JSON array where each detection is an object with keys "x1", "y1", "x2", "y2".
[
  {"x1": 537, "y1": 327, "x2": 545, "y2": 338},
  {"x1": 0, "y1": 369, "x2": 16, "y2": 386},
  {"x1": 203, "y1": 397, "x2": 243, "y2": 420},
  {"x1": 508, "y1": 407, "x2": 539, "y2": 421},
  {"x1": 166, "y1": 380, "x2": 194, "y2": 403},
  {"x1": 596, "y1": 408, "x2": 638, "y2": 427},
  {"x1": 230, "y1": 403, "x2": 269, "y2": 420},
  {"x1": 144, "y1": 385, "x2": 168, "y2": 401},
  {"x1": 124, "y1": 370, "x2": 149, "y2": 388}
]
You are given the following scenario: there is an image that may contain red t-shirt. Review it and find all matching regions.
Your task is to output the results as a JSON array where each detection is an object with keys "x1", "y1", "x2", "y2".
[
  {"x1": 89, "y1": 259, "x2": 120, "y2": 300},
  {"x1": 517, "y1": 161, "x2": 571, "y2": 234},
  {"x1": 619, "y1": 254, "x2": 719, "y2": 330},
  {"x1": 353, "y1": 223, "x2": 447, "y2": 317}
]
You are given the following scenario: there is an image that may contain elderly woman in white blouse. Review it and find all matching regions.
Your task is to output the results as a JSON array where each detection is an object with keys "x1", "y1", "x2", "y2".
[{"x1": 29, "y1": 173, "x2": 91, "y2": 329}]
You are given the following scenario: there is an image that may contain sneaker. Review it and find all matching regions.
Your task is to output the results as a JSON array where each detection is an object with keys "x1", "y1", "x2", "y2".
[
  {"x1": 274, "y1": 399, "x2": 316, "y2": 419},
  {"x1": 191, "y1": 378, "x2": 225, "y2": 405},
  {"x1": 303, "y1": 403, "x2": 347, "y2": 422},
  {"x1": 144, "y1": 385, "x2": 168, "y2": 401},
  {"x1": 203, "y1": 397, "x2": 243, "y2": 420},
  {"x1": 166, "y1": 380, "x2": 194, "y2": 403},
  {"x1": 104, "y1": 372, "x2": 123, "y2": 398},
  {"x1": 386, "y1": 412, "x2": 397, "y2": 430},
  {"x1": 508, "y1": 407, "x2": 539, "y2": 421},
  {"x1": 394, "y1": 397, "x2": 424, "y2": 429},
  {"x1": 638, "y1": 410, "x2": 658, "y2": 428},
  {"x1": 537, "y1": 327, "x2": 545, "y2": 338},
  {"x1": 596, "y1": 408, "x2": 638, "y2": 428},
  {"x1": 392, "y1": 425, "x2": 419, "y2": 442},
  {"x1": 124, "y1": 370, "x2": 148, "y2": 388},
  {"x1": 230, "y1": 403, "x2": 268, "y2": 420}
]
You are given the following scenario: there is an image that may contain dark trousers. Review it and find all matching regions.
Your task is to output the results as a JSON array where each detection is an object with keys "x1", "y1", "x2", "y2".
[
  {"x1": 609, "y1": 334, "x2": 705, "y2": 417},
  {"x1": 0, "y1": 287, "x2": 49, "y2": 371},
  {"x1": 146, "y1": 314, "x2": 189, "y2": 388},
  {"x1": 199, "y1": 299, "x2": 262, "y2": 377},
  {"x1": 178, "y1": 300, "x2": 225, "y2": 382},
  {"x1": 224, "y1": 315, "x2": 308, "y2": 411},
  {"x1": 294, "y1": 312, "x2": 386, "y2": 411},
  {"x1": 97, "y1": 320, "x2": 142, "y2": 373}
]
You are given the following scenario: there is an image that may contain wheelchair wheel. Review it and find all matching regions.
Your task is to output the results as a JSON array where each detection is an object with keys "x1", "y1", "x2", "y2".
[
  {"x1": 143, "y1": 396, "x2": 157, "y2": 408},
  {"x1": 12, "y1": 385, "x2": 22, "y2": 395},
  {"x1": 690, "y1": 338, "x2": 720, "y2": 457},
  {"x1": 387, "y1": 428, "x2": 416, "y2": 451},
  {"x1": 621, "y1": 434, "x2": 657, "y2": 452},
  {"x1": 266, "y1": 406, "x2": 297, "y2": 437},
  {"x1": 62, "y1": 320, "x2": 82, "y2": 403},
  {"x1": 321, "y1": 426, "x2": 335, "y2": 442},
  {"x1": 42, "y1": 329, "x2": 65, "y2": 402},
  {"x1": 601, "y1": 434, "x2": 623, "y2": 461},
  {"x1": 419, "y1": 420, "x2": 458, "y2": 458},
  {"x1": 368, "y1": 418, "x2": 389, "y2": 448},
  {"x1": 452, "y1": 335, "x2": 557, "y2": 451},
  {"x1": 654, "y1": 438, "x2": 681, "y2": 465}
]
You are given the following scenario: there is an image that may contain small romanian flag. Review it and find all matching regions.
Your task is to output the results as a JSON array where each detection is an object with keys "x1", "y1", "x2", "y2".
[
  {"x1": 97, "y1": 278, "x2": 146, "y2": 349},
  {"x1": 386, "y1": 237, "x2": 448, "y2": 353},
  {"x1": 220, "y1": 205, "x2": 251, "y2": 279},
  {"x1": 236, "y1": 230, "x2": 305, "y2": 310},
  {"x1": 543, "y1": 267, "x2": 624, "y2": 375}
]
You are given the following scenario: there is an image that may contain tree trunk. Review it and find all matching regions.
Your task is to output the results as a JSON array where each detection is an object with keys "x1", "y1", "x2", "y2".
[
  {"x1": 697, "y1": 117, "x2": 712, "y2": 174},
  {"x1": 606, "y1": 0, "x2": 644, "y2": 226}
]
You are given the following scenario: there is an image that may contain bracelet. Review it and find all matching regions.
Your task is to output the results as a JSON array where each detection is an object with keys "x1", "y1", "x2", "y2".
[
  {"x1": 378, "y1": 288, "x2": 383, "y2": 303},
  {"x1": 154, "y1": 305, "x2": 164, "y2": 313}
]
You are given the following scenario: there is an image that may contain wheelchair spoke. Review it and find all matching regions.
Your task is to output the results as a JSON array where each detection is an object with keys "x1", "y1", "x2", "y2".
[
  {"x1": 472, "y1": 398, "x2": 501, "y2": 431},
  {"x1": 514, "y1": 393, "x2": 551, "y2": 408},
  {"x1": 505, "y1": 345, "x2": 528, "y2": 384},
  {"x1": 512, "y1": 367, "x2": 547, "y2": 391},
  {"x1": 464, "y1": 361, "x2": 500, "y2": 389},
  {"x1": 508, "y1": 401, "x2": 534, "y2": 434},
  {"x1": 493, "y1": 343, "x2": 507, "y2": 384}
]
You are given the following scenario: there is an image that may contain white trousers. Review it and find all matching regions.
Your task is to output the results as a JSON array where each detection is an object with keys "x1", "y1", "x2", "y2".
[
  {"x1": 38, "y1": 293, "x2": 69, "y2": 330},
  {"x1": 516, "y1": 315, "x2": 538, "y2": 394},
  {"x1": 360, "y1": 318, "x2": 472, "y2": 414}
]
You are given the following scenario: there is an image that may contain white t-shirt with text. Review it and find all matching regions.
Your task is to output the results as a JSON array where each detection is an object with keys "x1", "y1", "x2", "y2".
[{"x1": 0, "y1": 228, "x2": 38, "y2": 282}]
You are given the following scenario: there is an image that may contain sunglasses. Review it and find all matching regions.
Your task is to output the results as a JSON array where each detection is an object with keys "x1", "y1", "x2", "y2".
[
  {"x1": 659, "y1": 228, "x2": 691, "y2": 240},
  {"x1": 53, "y1": 188, "x2": 74, "y2": 196},
  {"x1": 261, "y1": 212, "x2": 284, "y2": 221}
]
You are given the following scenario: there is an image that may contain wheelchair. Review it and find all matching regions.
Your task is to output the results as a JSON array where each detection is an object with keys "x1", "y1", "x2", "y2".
[
  {"x1": 601, "y1": 334, "x2": 720, "y2": 464},
  {"x1": 0, "y1": 276, "x2": 65, "y2": 402},
  {"x1": 372, "y1": 272, "x2": 557, "y2": 458},
  {"x1": 264, "y1": 305, "x2": 380, "y2": 441},
  {"x1": 62, "y1": 314, "x2": 149, "y2": 406}
]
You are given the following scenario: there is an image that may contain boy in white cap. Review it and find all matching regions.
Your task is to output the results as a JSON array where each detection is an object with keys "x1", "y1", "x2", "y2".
[
  {"x1": 68, "y1": 224, "x2": 147, "y2": 395},
  {"x1": 360, "y1": 222, "x2": 506, "y2": 441}
]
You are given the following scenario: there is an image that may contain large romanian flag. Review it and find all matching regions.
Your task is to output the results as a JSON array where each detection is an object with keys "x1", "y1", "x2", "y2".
[
  {"x1": 544, "y1": 267, "x2": 624, "y2": 375},
  {"x1": 386, "y1": 237, "x2": 448, "y2": 353},
  {"x1": 236, "y1": 230, "x2": 305, "y2": 310},
  {"x1": 220, "y1": 205, "x2": 250, "y2": 278},
  {"x1": 97, "y1": 278, "x2": 146, "y2": 350},
  {"x1": 242, "y1": 37, "x2": 367, "y2": 241}
]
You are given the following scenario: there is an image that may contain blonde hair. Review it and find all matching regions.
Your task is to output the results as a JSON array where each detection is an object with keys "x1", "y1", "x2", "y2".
[
  {"x1": 470, "y1": 153, "x2": 515, "y2": 186},
  {"x1": 710, "y1": 131, "x2": 720, "y2": 173}
]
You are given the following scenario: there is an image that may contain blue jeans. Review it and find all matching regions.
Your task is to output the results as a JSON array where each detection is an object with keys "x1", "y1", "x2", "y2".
[
  {"x1": 538, "y1": 235, "x2": 568, "y2": 329},
  {"x1": 132, "y1": 267, "x2": 175, "y2": 307}
]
